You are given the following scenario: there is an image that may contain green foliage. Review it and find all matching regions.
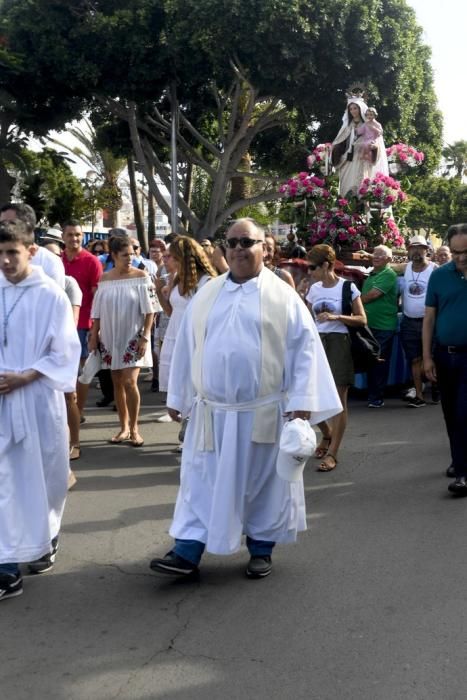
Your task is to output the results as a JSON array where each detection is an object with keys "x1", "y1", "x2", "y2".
[
  {"x1": 405, "y1": 176, "x2": 467, "y2": 236},
  {"x1": 442, "y1": 141, "x2": 467, "y2": 179},
  {"x1": 1, "y1": 0, "x2": 444, "y2": 232},
  {"x1": 18, "y1": 149, "x2": 91, "y2": 226}
]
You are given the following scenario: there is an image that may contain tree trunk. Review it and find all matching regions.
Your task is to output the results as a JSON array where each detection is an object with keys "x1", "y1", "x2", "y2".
[
  {"x1": 0, "y1": 162, "x2": 15, "y2": 206},
  {"x1": 182, "y1": 162, "x2": 194, "y2": 234},
  {"x1": 229, "y1": 152, "x2": 252, "y2": 209},
  {"x1": 127, "y1": 155, "x2": 145, "y2": 246},
  {"x1": 147, "y1": 191, "x2": 156, "y2": 240}
]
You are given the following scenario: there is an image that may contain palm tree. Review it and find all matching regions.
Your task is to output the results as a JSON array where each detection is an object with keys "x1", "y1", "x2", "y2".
[
  {"x1": 442, "y1": 140, "x2": 467, "y2": 180},
  {"x1": 48, "y1": 117, "x2": 126, "y2": 227}
]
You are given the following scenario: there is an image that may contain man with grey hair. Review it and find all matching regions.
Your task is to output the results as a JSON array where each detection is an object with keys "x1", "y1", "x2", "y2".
[
  {"x1": 361, "y1": 245, "x2": 398, "y2": 407},
  {"x1": 435, "y1": 245, "x2": 451, "y2": 266},
  {"x1": 149, "y1": 217, "x2": 341, "y2": 579}
]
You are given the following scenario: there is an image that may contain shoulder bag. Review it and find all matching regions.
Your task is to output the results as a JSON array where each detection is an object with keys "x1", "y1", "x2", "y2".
[{"x1": 342, "y1": 280, "x2": 381, "y2": 373}]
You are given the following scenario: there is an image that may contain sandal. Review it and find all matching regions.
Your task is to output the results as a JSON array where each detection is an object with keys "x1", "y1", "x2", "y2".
[
  {"x1": 109, "y1": 431, "x2": 131, "y2": 444},
  {"x1": 69, "y1": 445, "x2": 81, "y2": 461},
  {"x1": 130, "y1": 432, "x2": 144, "y2": 447},
  {"x1": 318, "y1": 453, "x2": 338, "y2": 472},
  {"x1": 314, "y1": 436, "x2": 331, "y2": 459}
]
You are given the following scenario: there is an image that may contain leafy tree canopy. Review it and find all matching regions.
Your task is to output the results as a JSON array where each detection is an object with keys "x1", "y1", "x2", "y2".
[{"x1": 2, "y1": 0, "x2": 443, "y2": 234}]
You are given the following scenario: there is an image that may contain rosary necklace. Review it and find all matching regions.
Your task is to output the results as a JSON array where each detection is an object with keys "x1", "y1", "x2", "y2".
[{"x1": 2, "y1": 287, "x2": 28, "y2": 346}]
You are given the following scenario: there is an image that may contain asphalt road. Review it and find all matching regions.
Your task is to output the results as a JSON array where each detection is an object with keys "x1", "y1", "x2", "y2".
[{"x1": 2, "y1": 380, "x2": 465, "y2": 700}]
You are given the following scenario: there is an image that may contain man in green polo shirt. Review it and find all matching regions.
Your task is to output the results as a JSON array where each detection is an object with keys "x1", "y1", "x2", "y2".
[
  {"x1": 361, "y1": 245, "x2": 398, "y2": 407},
  {"x1": 423, "y1": 223, "x2": 467, "y2": 496}
]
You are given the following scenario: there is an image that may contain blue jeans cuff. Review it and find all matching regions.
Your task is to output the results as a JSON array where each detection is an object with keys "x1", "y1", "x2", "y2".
[
  {"x1": 246, "y1": 536, "x2": 275, "y2": 557},
  {"x1": 173, "y1": 539, "x2": 205, "y2": 565}
]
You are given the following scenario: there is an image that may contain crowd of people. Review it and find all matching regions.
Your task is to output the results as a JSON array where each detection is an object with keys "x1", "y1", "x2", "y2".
[{"x1": 0, "y1": 200, "x2": 466, "y2": 601}]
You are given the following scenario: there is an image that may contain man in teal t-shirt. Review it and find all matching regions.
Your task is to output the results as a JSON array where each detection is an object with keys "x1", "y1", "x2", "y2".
[
  {"x1": 423, "y1": 223, "x2": 467, "y2": 495},
  {"x1": 361, "y1": 245, "x2": 398, "y2": 407}
]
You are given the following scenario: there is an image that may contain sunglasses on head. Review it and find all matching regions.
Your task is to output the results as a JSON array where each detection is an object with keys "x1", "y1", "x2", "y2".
[{"x1": 225, "y1": 237, "x2": 263, "y2": 249}]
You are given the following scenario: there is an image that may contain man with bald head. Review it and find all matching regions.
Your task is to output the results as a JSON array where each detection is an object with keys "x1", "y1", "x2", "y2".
[
  {"x1": 361, "y1": 245, "x2": 398, "y2": 407},
  {"x1": 150, "y1": 218, "x2": 341, "y2": 580}
]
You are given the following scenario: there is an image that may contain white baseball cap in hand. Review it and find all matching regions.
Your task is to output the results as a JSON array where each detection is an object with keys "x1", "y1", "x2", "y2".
[
  {"x1": 276, "y1": 418, "x2": 316, "y2": 482},
  {"x1": 77, "y1": 350, "x2": 102, "y2": 385}
]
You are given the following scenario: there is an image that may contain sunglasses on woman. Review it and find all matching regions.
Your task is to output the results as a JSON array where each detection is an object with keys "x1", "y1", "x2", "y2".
[
  {"x1": 308, "y1": 264, "x2": 320, "y2": 271},
  {"x1": 93, "y1": 249, "x2": 104, "y2": 255},
  {"x1": 225, "y1": 237, "x2": 264, "y2": 249}
]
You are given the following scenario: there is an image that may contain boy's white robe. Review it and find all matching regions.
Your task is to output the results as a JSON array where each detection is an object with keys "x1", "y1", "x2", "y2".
[
  {"x1": 0, "y1": 267, "x2": 81, "y2": 563},
  {"x1": 167, "y1": 267, "x2": 342, "y2": 555}
]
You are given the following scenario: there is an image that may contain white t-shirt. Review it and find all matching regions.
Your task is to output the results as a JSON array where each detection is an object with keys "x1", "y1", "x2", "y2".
[
  {"x1": 306, "y1": 278, "x2": 360, "y2": 333},
  {"x1": 402, "y1": 262, "x2": 436, "y2": 318},
  {"x1": 32, "y1": 246, "x2": 66, "y2": 288}
]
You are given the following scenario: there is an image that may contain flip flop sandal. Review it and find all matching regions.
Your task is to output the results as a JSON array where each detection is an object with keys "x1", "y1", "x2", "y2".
[
  {"x1": 318, "y1": 453, "x2": 338, "y2": 472},
  {"x1": 109, "y1": 432, "x2": 131, "y2": 444},
  {"x1": 130, "y1": 433, "x2": 144, "y2": 447},
  {"x1": 314, "y1": 437, "x2": 331, "y2": 459},
  {"x1": 69, "y1": 445, "x2": 81, "y2": 461}
]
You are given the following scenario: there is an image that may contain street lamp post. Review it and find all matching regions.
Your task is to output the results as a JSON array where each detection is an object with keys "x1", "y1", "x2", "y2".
[{"x1": 85, "y1": 170, "x2": 100, "y2": 235}]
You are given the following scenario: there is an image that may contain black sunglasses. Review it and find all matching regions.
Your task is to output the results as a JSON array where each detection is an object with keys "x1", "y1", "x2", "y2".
[
  {"x1": 308, "y1": 264, "x2": 319, "y2": 271},
  {"x1": 133, "y1": 245, "x2": 140, "y2": 251},
  {"x1": 225, "y1": 237, "x2": 264, "y2": 249}
]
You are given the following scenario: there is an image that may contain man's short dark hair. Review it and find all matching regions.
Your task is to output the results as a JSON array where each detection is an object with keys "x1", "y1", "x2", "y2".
[
  {"x1": 0, "y1": 220, "x2": 34, "y2": 246},
  {"x1": 0, "y1": 202, "x2": 36, "y2": 233},
  {"x1": 62, "y1": 219, "x2": 82, "y2": 230},
  {"x1": 447, "y1": 223, "x2": 467, "y2": 244}
]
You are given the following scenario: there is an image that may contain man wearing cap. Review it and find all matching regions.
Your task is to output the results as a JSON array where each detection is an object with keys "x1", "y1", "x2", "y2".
[
  {"x1": 423, "y1": 223, "x2": 467, "y2": 495},
  {"x1": 399, "y1": 235, "x2": 437, "y2": 407},
  {"x1": 149, "y1": 218, "x2": 341, "y2": 580}
]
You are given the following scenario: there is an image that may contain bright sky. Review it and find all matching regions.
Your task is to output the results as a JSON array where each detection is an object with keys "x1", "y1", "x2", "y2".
[{"x1": 408, "y1": 0, "x2": 466, "y2": 145}]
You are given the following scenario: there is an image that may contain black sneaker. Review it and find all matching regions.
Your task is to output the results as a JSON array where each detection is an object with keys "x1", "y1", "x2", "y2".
[
  {"x1": 368, "y1": 400, "x2": 384, "y2": 408},
  {"x1": 149, "y1": 551, "x2": 199, "y2": 576},
  {"x1": 431, "y1": 386, "x2": 441, "y2": 404},
  {"x1": 246, "y1": 555, "x2": 272, "y2": 579},
  {"x1": 0, "y1": 573, "x2": 23, "y2": 601},
  {"x1": 448, "y1": 477, "x2": 467, "y2": 496},
  {"x1": 407, "y1": 397, "x2": 426, "y2": 408},
  {"x1": 28, "y1": 536, "x2": 59, "y2": 574}
]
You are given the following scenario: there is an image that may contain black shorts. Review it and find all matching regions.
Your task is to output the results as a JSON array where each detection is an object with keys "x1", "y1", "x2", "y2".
[{"x1": 400, "y1": 315, "x2": 423, "y2": 362}]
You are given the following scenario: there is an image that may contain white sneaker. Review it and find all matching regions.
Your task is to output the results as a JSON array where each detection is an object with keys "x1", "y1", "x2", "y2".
[{"x1": 155, "y1": 413, "x2": 173, "y2": 423}]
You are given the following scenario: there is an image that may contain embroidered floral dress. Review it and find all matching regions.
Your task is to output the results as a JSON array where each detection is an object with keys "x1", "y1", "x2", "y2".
[{"x1": 91, "y1": 276, "x2": 158, "y2": 369}]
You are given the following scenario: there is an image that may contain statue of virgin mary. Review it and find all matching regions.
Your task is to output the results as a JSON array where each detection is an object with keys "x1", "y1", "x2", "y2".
[{"x1": 331, "y1": 91, "x2": 388, "y2": 197}]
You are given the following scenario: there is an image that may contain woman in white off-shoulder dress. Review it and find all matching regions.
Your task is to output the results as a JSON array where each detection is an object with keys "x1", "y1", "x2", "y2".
[{"x1": 89, "y1": 236, "x2": 159, "y2": 446}]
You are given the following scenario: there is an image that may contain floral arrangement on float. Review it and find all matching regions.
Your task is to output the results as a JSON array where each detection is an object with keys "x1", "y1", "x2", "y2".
[
  {"x1": 279, "y1": 157, "x2": 414, "y2": 252},
  {"x1": 279, "y1": 172, "x2": 331, "y2": 204},
  {"x1": 386, "y1": 143, "x2": 425, "y2": 174},
  {"x1": 306, "y1": 144, "x2": 332, "y2": 175},
  {"x1": 358, "y1": 172, "x2": 408, "y2": 208},
  {"x1": 308, "y1": 199, "x2": 367, "y2": 249}
]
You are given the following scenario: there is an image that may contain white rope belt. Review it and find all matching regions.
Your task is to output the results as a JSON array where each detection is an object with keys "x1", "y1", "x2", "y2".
[{"x1": 192, "y1": 391, "x2": 285, "y2": 451}]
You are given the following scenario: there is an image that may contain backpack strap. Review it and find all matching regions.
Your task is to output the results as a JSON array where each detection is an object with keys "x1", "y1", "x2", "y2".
[{"x1": 342, "y1": 280, "x2": 353, "y2": 317}]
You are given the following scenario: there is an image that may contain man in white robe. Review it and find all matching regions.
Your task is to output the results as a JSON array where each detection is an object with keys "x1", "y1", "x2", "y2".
[
  {"x1": 0, "y1": 203, "x2": 65, "y2": 288},
  {"x1": 0, "y1": 221, "x2": 81, "y2": 601},
  {"x1": 150, "y1": 218, "x2": 341, "y2": 580}
]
